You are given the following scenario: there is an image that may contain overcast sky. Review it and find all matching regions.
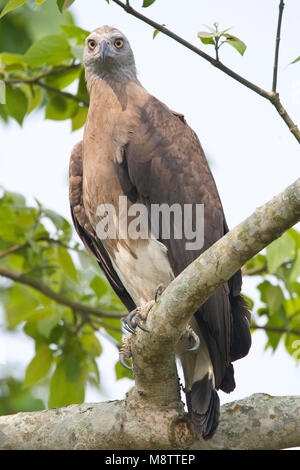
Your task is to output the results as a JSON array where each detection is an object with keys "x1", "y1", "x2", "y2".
[{"x1": 1, "y1": 0, "x2": 300, "y2": 407}]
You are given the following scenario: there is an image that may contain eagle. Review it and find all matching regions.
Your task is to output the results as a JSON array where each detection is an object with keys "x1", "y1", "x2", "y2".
[{"x1": 69, "y1": 25, "x2": 251, "y2": 440}]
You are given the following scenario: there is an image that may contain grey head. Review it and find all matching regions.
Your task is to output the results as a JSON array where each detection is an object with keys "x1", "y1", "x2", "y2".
[{"x1": 83, "y1": 25, "x2": 137, "y2": 85}]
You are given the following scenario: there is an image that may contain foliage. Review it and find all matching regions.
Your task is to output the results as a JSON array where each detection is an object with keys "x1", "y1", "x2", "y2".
[
  {"x1": 244, "y1": 228, "x2": 300, "y2": 359},
  {"x1": 198, "y1": 23, "x2": 246, "y2": 59},
  {"x1": 0, "y1": 0, "x2": 89, "y2": 129},
  {"x1": 0, "y1": 376, "x2": 45, "y2": 415},
  {"x1": 0, "y1": 189, "x2": 127, "y2": 414}
]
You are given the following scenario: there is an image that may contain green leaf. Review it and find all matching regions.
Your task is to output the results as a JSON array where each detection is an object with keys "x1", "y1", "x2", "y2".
[
  {"x1": 60, "y1": 24, "x2": 90, "y2": 44},
  {"x1": 115, "y1": 360, "x2": 133, "y2": 380},
  {"x1": 0, "y1": 52, "x2": 27, "y2": 68},
  {"x1": 223, "y1": 34, "x2": 246, "y2": 55},
  {"x1": 26, "y1": 306, "x2": 54, "y2": 323},
  {"x1": 264, "y1": 314, "x2": 283, "y2": 352},
  {"x1": 90, "y1": 275, "x2": 108, "y2": 298},
  {"x1": 28, "y1": 86, "x2": 43, "y2": 114},
  {"x1": 290, "y1": 250, "x2": 300, "y2": 282},
  {"x1": 71, "y1": 105, "x2": 88, "y2": 131},
  {"x1": 153, "y1": 29, "x2": 160, "y2": 39},
  {"x1": 291, "y1": 56, "x2": 300, "y2": 64},
  {"x1": 198, "y1": 31, "x2": 218, "y2": 38},
  {"x1": 0, "y1": 378, "x2": 45, "y2": 415},
  {"x1": 76, "y1": 68, "x2": 89, "y2": 103},
  {"x1": 57, "y1": 246, "x2": 78, "y2": 282},
  {"x1": 24, "y1": 35, "x2": 73, "y2": 67},
  {"x1": 153, "y1": 25, "x2": 166, "y2": 39},
  {"x1": 45, "y1": 94, "x2": 78, "y2": 121},
  {"x1": 199, "y1": 36, "x2": 215, "y2": 46},
  {"x1": 24, "y1": 345, "x2": 53, "y2": 386},
  {"x1": 265, "y1": 284, "x2": 284, "y2": 315},
  {"x1": 0, "y1": 0, "x2": 28, "y2": 19},
  {"x1": 46, "y1": 65, "x2": 81, "y2": 90},
  {"x1": 5, "y1": 84, "x2": 28, "y2": 125},
  {"x1": 0, "y1": 81, "x2": 5, "y2": 105},
  {"x1": 3, "y1": 284, "x2": 39, "y2": 328},
  {"x1": 49, "y1": 356, "x2": 85, "y2": 408},
  {"x1": 289, "y1": 228, "x2": 300, "y2": 249},
  {"x1": 36, "y1": 0, "x2": 47, "y2": 6},
  {"x1": 81, "y1": 332, "x2": 102, "y2": 357},
  {"x1": 57, "y1": 0, "x2": 75, "y2": 13},
  {"x1": 142, "y1": 0, "x2": 155, "y2": 7},
  {"x1": 266, "y1": 232, "x2": 295, "y2": 273}
]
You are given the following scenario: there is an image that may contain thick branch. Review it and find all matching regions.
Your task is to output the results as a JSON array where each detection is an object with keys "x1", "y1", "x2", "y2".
[
  {"x1": 111, "y1": 0, "x2": 300, "y2": 144},
  {"x1": 0, "y1": 394, "x2": 298, "y2": 450},
  {"x1": 0, "y1": 267, "x2": 124, "y2": 319},
  {"x1": 192, "y1": 393, "x2": 300, "y2": 450}
]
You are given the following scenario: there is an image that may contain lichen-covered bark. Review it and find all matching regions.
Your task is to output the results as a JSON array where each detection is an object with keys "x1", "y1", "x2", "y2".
[
  {"x1": 0, "y1": 394, "x2": 299, "y2": 449},
  {"x1": 0, "y1": 399, "x2": 194, "y2": 450},
  {"x1": 192, "y1": 393, "x2": 300, "y2": 450}
]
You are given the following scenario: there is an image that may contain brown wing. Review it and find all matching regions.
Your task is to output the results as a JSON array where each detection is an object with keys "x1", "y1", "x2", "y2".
[
  {"x1": 116, "y1": 97, "x2": 251, "y2": 389},
  {"x1": 69, "y1": 141, "x2": 136, "y2": 312}
]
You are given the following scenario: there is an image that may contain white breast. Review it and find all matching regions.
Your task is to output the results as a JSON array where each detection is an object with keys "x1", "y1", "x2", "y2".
[{"x1": 110, "y1": 236, "x2": 174, "y2": 307}]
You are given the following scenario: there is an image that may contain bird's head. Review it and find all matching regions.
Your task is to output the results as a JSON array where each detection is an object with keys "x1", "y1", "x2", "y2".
[{"x1": 83, "y1": 25, "x2": 137, "y2": 83}]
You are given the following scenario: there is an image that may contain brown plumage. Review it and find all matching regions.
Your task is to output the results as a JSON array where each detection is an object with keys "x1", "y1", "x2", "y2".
[{"x1": 69, "y1": 25, "x2": 251, "y2": 439}]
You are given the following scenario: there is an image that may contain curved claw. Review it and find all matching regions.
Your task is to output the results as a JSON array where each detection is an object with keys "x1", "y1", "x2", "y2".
[
  {"x1": 186, "y1": 334, "x2": 200, "y2": 352},
  {"x1": 135, "y1": 314, "x2": 149, "y2": 332},
  {"x1": 121, "y1": 312, "x2": 136, "y2": 335},
  {"x1": 119, "y1": 352, "x2": 133, "y2": 370},
  {"x1": 155, "y1": 284, "x2": 164, "y2": 303}
]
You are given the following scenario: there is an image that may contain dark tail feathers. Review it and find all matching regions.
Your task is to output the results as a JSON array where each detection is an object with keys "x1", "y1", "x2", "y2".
[{"x1": 186, "y1": 374, "x2": 220, "y2": 440}]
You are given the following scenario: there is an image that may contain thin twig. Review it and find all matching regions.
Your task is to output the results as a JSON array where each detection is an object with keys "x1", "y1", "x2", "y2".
[
  {"x1": 3, "y1": 64, "x2": 82, "y2": 84},
  {"x1": 242, "y1": 263, "x2": 267, "y2": 276},
  {"x1": 272, "y1": 0, "x2": 285, "y2": 93},
  {"x1": 251, "y1": 324, "x2": 300, "y2": 337},
  {"x1": 3, "y1": 64, "x2": 89, "y2": 107},
  {"x1": 0, "y1": 238, "x2": 79, "y2": 259},
  {"x1": 111, "y1": 0, "x2": 300, "y2": 144},
  {"x1": 0, "y1": 267, "x2": 125, "y2": 319},
  {"x1": 35, "y1": 81, "x2": 89, "y2": 107}
]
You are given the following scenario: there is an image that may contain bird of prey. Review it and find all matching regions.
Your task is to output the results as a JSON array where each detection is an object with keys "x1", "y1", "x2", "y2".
[{"x1": 69, "y1": 25, "x2": 251, "y2": 439}]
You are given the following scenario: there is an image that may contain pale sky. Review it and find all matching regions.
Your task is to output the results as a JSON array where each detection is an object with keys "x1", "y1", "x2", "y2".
[{"x1": 1, "y1": 0, "x2": 299, "y2": 409}]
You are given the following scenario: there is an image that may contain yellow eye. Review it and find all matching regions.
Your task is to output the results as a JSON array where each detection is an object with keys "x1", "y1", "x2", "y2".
[
  {"x1": 88, "y1": 39, "x2": 96, "y2": 50},
  {"x1": 114, "y1": 38, "x2": 124, "y2": 49}
]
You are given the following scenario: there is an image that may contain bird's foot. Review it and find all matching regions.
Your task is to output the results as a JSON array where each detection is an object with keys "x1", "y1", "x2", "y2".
[
  {"x1": 119, "y1": 301, "x2": 154, "y2": 369},
  {"x1": 183, "y1": 325, "x2": 200, "y2": 352},
  {"x1": 119, "y1": 287, "x2": 163, "y2": 370},
  {"x1": 119, "y1": 333, "x2": 133, "y2": 370},
  {"x1": 121, "y1": 300, "x2": 154, "y2": 335}
]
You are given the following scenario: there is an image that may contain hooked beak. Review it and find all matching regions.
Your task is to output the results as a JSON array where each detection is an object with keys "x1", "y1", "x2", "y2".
[{"x1": 99, "y1": 40, "x2": 110, "y2": 62}]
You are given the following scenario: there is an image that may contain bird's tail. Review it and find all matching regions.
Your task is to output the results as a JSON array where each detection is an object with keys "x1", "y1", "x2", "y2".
[
  {"x1": 186, "y1": 374, "x2": 220, "y2": 440},
  {"x1": 177, "y1": 323, "x2": 220, "y2": 440}
]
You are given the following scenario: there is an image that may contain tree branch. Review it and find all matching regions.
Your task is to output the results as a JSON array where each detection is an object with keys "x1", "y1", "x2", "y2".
[
  {"x1": 111, "y1": 0, "x2": 300, "y2": 144},
  {"x1": 251, "y1": 324, "x2": 300, "y2": 337},
  {"x1": 0, "y1": 237, "x2": 78, "y2": 259},
  {"x1": 0, "y1": 393, "x2": 298, "y2": 449},
  {"x1": 3, "y1": 64, "x2": 89, "y2": 107},
  {"x1": 272, "y1": 0, "x2": 285, "y2": 93},
  {"x1": 0, "y1": 267, "x2": 124, "y2": 319},
  {"x1": 242, "y1": 263, "x2": 267, "y2": 276}
]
